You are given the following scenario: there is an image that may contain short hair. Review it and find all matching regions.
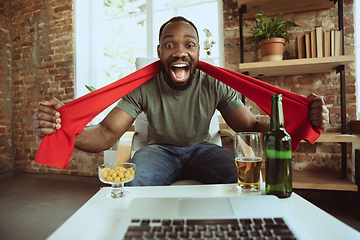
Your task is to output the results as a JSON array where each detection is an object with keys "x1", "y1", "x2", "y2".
[{"x1": 158, "y1": 16, "x2": 199, "y2": 42}]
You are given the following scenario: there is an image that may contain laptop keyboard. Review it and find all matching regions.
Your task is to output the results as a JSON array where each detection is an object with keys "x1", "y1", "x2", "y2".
[{"x1": 123, "y1": 218, "x2": 296, "y2": 240}]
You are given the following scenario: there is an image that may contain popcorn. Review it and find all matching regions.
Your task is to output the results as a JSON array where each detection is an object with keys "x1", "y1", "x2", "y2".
[{"x1": 100, "y1": 166, "x2": 135, "y2": 183}]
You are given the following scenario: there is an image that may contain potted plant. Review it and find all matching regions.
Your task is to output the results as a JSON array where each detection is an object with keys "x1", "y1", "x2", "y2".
[{"x1": 246, "y1": 8, "x2": 302, "y2": 61}]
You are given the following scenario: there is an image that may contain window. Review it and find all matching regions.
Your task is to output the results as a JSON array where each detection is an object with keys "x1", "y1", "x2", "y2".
[{"x1": 76, "y1": 0, "x2": 223, "y2": 124}]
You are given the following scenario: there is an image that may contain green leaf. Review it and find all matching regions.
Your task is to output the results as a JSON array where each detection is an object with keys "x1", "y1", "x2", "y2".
[
  {"x1": 276, "y1": 13, "x2": 284, "y2": 23},
  {"x1": 85, "y1": 85, "x2": 96, "y2": 92}
]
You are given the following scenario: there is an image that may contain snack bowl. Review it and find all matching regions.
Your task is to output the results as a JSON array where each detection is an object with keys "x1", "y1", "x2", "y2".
[{"x1": 98, "y1": 162, "x2": 135, "y2": 198}]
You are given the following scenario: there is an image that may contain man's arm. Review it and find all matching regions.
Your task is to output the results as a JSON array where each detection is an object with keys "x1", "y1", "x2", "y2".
[
  {"x1": 222, "y1": 105, "x2": 270, "y2": 137},
  {"x1": 74, "y1": 107, "x2": 135, "y2": 153},
  {"x1": 222, "y1": 94, "x2": 329, "y2": 136},
  {"x1": 33, "y1": 96, "x2": 135, "y2": 153}
]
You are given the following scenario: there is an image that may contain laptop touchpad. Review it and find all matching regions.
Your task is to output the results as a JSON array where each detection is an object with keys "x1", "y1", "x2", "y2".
[{"x1": 178, "y1": 197, "x2": 234, "y2": 217}]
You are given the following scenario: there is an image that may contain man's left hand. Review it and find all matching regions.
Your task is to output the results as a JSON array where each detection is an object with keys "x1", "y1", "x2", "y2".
[{"x1": 308, "y1": 93, "x2": 330, "y2": 131}]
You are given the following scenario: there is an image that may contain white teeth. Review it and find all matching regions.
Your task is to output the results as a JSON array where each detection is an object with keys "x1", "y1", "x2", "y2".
[{"x1": 173, "y1": 64, "x2": 187, "y2": 68}]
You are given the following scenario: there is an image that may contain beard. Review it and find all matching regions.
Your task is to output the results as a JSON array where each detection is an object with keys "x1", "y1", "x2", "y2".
[{"x1": 161, "y1": 57, "x2": 198, "y2": 90}]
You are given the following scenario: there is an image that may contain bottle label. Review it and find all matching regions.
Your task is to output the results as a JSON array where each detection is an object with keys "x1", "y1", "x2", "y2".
[{"x1": 265, "y1": 149, "x2": 291, "y2": 159}]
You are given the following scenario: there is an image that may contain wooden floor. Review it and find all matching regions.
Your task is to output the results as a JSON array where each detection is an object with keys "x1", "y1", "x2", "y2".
[{"x1": 0, "y1": 172, "x2": 105, "y2": 240}]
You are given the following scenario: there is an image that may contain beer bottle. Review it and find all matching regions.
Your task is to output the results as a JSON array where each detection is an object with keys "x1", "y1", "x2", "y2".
[{"x1": 265, "y1": 94, "x2": 292, "y2": 198}]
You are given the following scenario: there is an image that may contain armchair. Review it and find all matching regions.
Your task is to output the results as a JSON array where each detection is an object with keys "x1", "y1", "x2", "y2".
[{"x1": 114, "y1": 57, "x2": 236, "y2": 185}]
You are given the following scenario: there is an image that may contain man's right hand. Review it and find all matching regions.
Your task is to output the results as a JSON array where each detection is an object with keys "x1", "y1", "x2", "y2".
[{"x1": 33, "y1": 97, "x2": 64, "y2": 139}]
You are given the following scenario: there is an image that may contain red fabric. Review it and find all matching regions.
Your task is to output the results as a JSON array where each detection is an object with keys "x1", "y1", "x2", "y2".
[
  {"x1": 35, "y1": 60, "x2": 320, "y2": 169},
  {"x1": 197, "y1": 61, "x2": 321, "y2": 151}
]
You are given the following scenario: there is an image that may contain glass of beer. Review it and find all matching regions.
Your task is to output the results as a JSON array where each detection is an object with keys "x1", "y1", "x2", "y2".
[{"x1": 234, "y1": 132, "x2": 264, "y2": 192}]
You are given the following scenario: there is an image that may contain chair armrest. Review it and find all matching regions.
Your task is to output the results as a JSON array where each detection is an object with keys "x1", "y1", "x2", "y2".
[
  {"x1": 116, "y1": 132, "x2": 135, "y2": 163},
  {"x1": 219, "y1": 129, "x2": 235, "y2": 140}
]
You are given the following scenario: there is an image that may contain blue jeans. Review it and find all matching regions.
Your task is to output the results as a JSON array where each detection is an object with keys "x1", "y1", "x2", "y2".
[{"x1": 127, "y1": 143, "x2": 237, "y2": 186}]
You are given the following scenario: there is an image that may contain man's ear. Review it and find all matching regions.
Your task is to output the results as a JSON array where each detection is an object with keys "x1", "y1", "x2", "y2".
[{"x1": 157, "y1": 45, "x2": 161, "y2": 58}]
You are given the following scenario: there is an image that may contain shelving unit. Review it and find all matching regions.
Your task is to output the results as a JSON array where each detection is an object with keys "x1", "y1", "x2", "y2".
[{"x1": 237, "y1": 0, "x2": 358, "y2": 191}]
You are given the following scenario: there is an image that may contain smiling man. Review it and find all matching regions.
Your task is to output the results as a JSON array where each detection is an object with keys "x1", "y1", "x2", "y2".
[
  {"x1": 32, "y1": 16, "x2": 329, "y2": 186},
  {"x1": 157, "y1": 18, "x2": 199, "y2": 90}
]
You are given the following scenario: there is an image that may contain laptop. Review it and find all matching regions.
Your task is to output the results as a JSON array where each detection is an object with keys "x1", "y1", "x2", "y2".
[{"x1": 110, "y1": 195, "x2": 311, "y2": 240}]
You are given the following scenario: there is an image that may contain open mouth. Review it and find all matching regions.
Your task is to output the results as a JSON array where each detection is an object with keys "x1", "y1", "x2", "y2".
[{"x1": 170, "y1": 63, "x2": 190, "y2": 83}]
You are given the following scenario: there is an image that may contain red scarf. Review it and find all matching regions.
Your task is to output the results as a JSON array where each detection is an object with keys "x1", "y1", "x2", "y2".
[{"x1": 35, "y1": 61, "x2": 320, "y2": 169}]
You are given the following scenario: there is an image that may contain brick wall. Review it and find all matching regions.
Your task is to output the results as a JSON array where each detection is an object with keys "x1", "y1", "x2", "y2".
[
  {"x1": 0, "y1": 0, "x2": 12, "y2": 174},
  {"x1": 0, "y1": 0, "x2": 357, "y2": 181},
  {"x1": 8, "y1": 0, "x2": 102, "y2": 176},
  {"x1": 223, "y1": 0, "x2": 357, "y2": 181}
]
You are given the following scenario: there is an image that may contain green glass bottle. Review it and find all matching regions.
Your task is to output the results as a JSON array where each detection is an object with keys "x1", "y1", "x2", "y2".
[{"x1": 265, "y1": 94, "x2": 292, "y2": 198}]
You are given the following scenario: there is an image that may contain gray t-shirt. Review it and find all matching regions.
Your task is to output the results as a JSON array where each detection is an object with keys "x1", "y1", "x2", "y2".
[{"x1": 116, "y1": 69, "x2": 243, "y2": 146}]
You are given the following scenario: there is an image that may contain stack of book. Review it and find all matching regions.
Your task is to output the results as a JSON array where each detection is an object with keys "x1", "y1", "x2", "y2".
[{"x1": 296, "y1": 27, "x2": 342, "y2": 59}]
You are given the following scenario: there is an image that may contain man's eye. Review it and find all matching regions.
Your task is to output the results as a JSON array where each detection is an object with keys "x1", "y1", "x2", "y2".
[
  {"x1": 166, "y1": 44, "x2": 174, "y2": 48},
  {"x1": 187, "y1": 43, "x2": 195, "y2": 48}
]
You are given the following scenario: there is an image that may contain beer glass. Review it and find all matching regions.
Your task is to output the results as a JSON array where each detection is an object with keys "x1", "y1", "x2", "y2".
[{"x1": 234, "y1": 132, "x2": 264, "y2": 192}]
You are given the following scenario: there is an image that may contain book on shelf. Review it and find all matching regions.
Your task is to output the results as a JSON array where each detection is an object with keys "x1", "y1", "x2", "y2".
[
  {"x1": 315, "y1": 27, "x2": 323, "y2": 57},
  {"x1": 305, "y1": 33, "x2": 311, "y2": 58},
  {"x1": 297, "y1": 35, "x2": 306, "y2": 59},
  {"x1": 310, "y1": 30, "x2": 317, "y2": 58},
  {"x1": 334, "y1": 30, "x2": 342, "y2": 56},
  {"x1": 323, "y1": 31, "x2": 331, "y2": 57},
  {"x1": 298, "y1": 28, "x2": 336, "y2": 59},
  {"x1": 331, "y1": 30, "x2": 335, "y2": 56}
]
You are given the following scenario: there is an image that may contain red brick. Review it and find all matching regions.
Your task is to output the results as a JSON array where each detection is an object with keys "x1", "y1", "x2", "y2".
[
  {"x1": 49, "y1": 26, "x2": 63, "y2": 35},
  {"x1": 346, "y1": 85, "x2": 355, "y2": 94},
  {"x1": 62, "y1": 24, "x2": 73, "y2": 32},
  {"x1": 296, "y1": 76, "x2": 315, "y2": 86},
  {"x1": 54, "y1": 4, "x2": 72, "y2": 14}
]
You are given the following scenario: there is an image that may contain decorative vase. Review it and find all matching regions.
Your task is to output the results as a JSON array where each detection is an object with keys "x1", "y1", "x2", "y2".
[{"x1": 258, "y1": 38, "x2": 286, "y2": 61}]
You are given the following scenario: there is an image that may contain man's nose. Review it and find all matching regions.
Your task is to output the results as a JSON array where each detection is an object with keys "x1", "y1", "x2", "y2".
[{"x1": 172, "y1": 45, "x2": 188, "y2": 58}]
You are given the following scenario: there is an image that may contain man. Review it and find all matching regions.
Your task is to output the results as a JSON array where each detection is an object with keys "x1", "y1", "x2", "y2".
[{"x1": 33, "y1": 17, "x2": 329, "y2": 186}]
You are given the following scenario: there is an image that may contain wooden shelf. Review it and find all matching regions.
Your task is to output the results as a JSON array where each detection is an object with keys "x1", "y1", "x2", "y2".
[
  {"x1": 293, "y1": 170, "x2": 358, "y2": 191},
  {"x1": 239, "y1": 55, "x2": 355, "y2": 77},
  {"x1": 219, "y1": 122, "x2": 357, "y2": 143},
  {"x1": 314, "y1": 133, "x2": 357, "y2": 143},
  {"x1": 237, "y1": 0, "x2": 335, "y2": 20},
  {"x1": 261, "y1": 170, "x2": 357, "y2": 191}
]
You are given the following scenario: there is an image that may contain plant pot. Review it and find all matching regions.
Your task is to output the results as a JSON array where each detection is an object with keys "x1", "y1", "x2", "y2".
[{"x1": 258, "y1": 38, "x2": 286, "y2": 61}]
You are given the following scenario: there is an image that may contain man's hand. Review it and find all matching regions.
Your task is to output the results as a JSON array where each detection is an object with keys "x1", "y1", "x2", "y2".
[
  {"x1": 308, "y1": 93, "x2": 330, "y2": 131},
  {"x1": 33, "y1": 97, "x2": 64, "y2": 139}
]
